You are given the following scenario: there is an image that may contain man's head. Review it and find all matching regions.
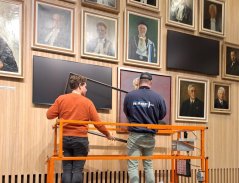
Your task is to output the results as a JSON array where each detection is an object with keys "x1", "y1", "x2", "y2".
[
  {"x1": 217, "y1": 87, "x2": 225, "y2": 100},
  {"x1": 52, "y1": 13, "x2": 61, "y2": 28},
  {"x1": 139, "y1": 72, "x2": 152, "y2": 87},
  {"x1": 96, "y1": 22, "x2": 107, "y2": 39},
  {"x1": 137, "y1": 22, "x2": 148, "y2": 38},
  {"x1": 187, "y1": 84, "x2": 196, "y2": 100},
  {"x1": 230, "y1": 50, "x2": 237, "y2": 62},
  {"x1": 209, "y1": 4, "x2": 217, "y2": 18},
  {"x1": 69, "y1": 75, "x2": 87, "y2": 96}
]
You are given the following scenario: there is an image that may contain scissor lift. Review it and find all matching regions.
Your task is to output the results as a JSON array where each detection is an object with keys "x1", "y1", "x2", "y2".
[{"x1": 47, "y1": 120, "x2": 208, "y2": 183}]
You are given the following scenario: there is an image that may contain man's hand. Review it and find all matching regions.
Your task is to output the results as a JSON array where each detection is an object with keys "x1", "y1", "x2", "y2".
[{"x1": 106, "y1": 133, "x2": 115, "y2": 141}]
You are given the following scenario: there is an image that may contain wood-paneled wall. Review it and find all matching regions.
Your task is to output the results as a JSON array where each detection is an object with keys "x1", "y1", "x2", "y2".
[{"x1": 0, "y1": 0, "x2": 239, "y2": 178}]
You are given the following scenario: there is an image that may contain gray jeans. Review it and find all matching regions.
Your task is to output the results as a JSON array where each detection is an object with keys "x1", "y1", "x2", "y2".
[
  {"x1": 62, "y1": 136, "x2": 89, "y2": 183},
  {"x1": 127, "y1": 132, "x2": 156, "y2": 183}
]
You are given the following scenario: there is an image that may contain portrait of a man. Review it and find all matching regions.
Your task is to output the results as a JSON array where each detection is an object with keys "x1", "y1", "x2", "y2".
[
  {"x1": 180, "y1": 84, "x2": 204, "y2": 117},
  {"x1": 226, "y1": 47, "x2": 239, "y2": 76},
  {"x1": 203, "y1": 1, "x2": 223, "y2": 33},
  {"x1": 0, "y1": 1, "x2": 22, "y2": 77},
  {"x1": 86, "y1": 22, "x2": 114, "y2": 56},
  {"x1": 177, "y1": 77, "x2": 208, "y2": 122},
  {"x1": 83, "y1": 11, "x2": 118, "y2": 61},
  {"x1": 35, "y1": 2, "x2": 73, "y2": 51},
  {"x1": 214, "y1": 86, "x2": 228, "y2": 109},
  {"x1": 169, "y1": 0, "x2": 193, "y2": 25},
  {"x1": 126, "y1": 11, "x2": 160, "y2": 67},
  {"x1": 211, "y1": 82, "x2": 231, "y2": 113}
]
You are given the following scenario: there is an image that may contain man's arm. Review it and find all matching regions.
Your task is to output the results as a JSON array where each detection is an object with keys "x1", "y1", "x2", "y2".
[
  {"x1": 158, "y1": 99, "x2": 167, "y2": 120},
  {"x1": 123, "y1": 95, "x2": 129, "y2": 117},
  {"x1": 46, "y1": 99, "x2": 59, "y2": 119},
  {"x1": 89, "y1": 102, "x2": 112, "y2": 138}
]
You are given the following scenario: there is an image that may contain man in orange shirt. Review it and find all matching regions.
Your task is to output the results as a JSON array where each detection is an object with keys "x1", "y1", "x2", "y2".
[{"x1": 47, "y1": 74, "x2": 114, "y2": 183}]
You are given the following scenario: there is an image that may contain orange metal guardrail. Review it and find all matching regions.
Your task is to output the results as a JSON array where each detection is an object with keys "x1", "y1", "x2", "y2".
[{"x1": 47, "y1": 120, "x2": 208, "y2": 183}]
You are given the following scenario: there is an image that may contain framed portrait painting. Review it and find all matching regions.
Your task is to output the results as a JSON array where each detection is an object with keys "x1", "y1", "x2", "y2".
[
  {"x1": 125, "y1": 10, "x2": 161, "y2": 69},
  {"x1": 81, "y1": 10, "x2": 119, "y2": 62},
  {"x1": 176, "y1": 76, "x2": 209, "y2": 123},
  {"x1": 81, "y1": 0, "x2": 120, "y2": 14},
  {"x1": 166, "y1": 0, "x2": 195, "y2": 31},
  {"x1": 33, "y1": 1, "x2": 75, "y2": 55},
  {"x1": 211, "y1": 81, "x2": 231, "y2": 114},
  {"x1": 200, "y1": 0, "x2": 225, "y2": 37},
  {"x1": 117, "y1": 67, "x2": 171, "y2": 133},
  {"x1": 0, "y1": 0, "x2": 23, "y2": 78},
  {"x1": 127, "y1": 0, "x2": 160, "y2": 12},
  {"x1": 222, "y1": 43, "x2": 239, "y2": 81}
]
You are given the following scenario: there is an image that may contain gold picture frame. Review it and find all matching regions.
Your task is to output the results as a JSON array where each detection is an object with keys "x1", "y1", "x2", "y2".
[
  {"x1": 211, "y1": 81, "x2": 231, "y2": 114},
  {"x1": 199, "y1": 0, "x2": 225, "y2": 38},
  {"x1": 33, "y1": 1, "x2": 75, "y2": 55},
  {"x1": 176, "y1": 76, "x2": 209, "y2": 123},
  {"x1": 124, "y1": 10, "x2": 161, "y2": 69},
  {"x1": 0, "y1": 0, "x2": 23, "y2": 78},
  {"x1": 222, "y1": 42, "x2": 239, "y2": 81},
  {"x1": 81, "y1": 9, "x2": 119, "y2": 63},
  {"x1": 166, "y1": 0, "x2": 196, "y2": 31}
]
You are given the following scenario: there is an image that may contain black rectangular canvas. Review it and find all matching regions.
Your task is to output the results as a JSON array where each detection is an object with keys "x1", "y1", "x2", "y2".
[
  {"x1": 166, "y1": 30, "x2": 219, "y2": 75},
  {"x1": 33, "y1": 56, "x2": 112, "y2": 109}
]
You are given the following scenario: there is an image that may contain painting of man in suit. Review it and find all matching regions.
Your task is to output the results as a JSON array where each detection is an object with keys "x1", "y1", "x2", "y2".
[
  {"x1": 36, "y1": 2, "x2": 72, "y2": 50},
  {"x1": 170, "y1": 0, "x2": 193, "y2": 25},
  {"x1": 126, "y1": 11, "x2": 159, "y2": 67},
  {"x1": 84, "y1": 12, "x2": 117, "y2": 59},
  {"x1": 203, "y1": 1, "x2": 223, "y2": 33},
  {"x1": 180, "y1": 84, "x2": 204, "y2": 117},
  {"x1": 214, "y1": 86, "x2": 228, "y2": 109},
  {"x1": 211, "y1": 82, "x2": 231, "y2": 113},
  {"x1": 226, "y1": 48, "x2": 239, "y2": 76},
  {"x1": 177, "y1": 77, "x2": 209, "y2": 123},
  {"x1": 86, "y1": 22, "x2": 114, "y2": 56},
  {"x1": 0, "y1": 1, "x2": 22, "y2": 76}
]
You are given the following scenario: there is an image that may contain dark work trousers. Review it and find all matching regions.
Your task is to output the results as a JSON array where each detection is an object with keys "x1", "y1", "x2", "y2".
[{"x1": 62, "y1": 136, "x2": 89, "y2": 183}]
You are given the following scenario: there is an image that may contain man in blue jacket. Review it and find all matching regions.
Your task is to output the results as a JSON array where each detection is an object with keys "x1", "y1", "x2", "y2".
[{"x1": 123, "y1": 72, "x2": 167, "y2": 183}]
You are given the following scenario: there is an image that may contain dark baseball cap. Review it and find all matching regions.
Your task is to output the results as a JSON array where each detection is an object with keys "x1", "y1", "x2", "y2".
[{"x1": 140, "y1": 72, "x2": 152, "y2": 80}]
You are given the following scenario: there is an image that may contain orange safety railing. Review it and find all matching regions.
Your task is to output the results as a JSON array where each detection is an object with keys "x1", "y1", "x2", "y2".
[{"x1": 47, "y1": 120, "x2": 208, "y2": 183}]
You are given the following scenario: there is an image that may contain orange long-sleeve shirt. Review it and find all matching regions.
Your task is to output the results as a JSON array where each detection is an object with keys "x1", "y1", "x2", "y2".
[{"x1": 46, "y1": 93, "x2": 110, "y2": 137}]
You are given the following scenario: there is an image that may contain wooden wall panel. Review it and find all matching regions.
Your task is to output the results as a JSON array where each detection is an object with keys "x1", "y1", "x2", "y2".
[{"x1": 0, "y1": 0, "x2": 239, "y2": 179}]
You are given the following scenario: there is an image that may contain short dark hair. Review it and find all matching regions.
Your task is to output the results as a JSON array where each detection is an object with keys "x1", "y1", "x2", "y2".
[
  {"x1": 69, "y1": 75, "x2": 87, "y2": 90},
  {"x1": 140, "y1": 72, "x2": 152, "y2": 81}
]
